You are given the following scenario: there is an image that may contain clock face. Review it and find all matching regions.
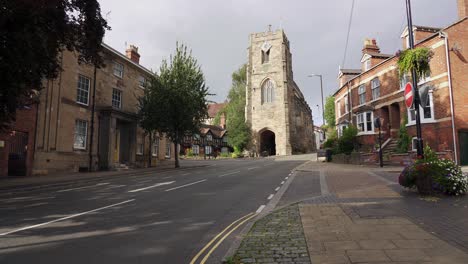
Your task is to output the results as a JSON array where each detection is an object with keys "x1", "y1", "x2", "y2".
[{"x1": 261, "y1": 41, "x2": 272, "y2": 52}]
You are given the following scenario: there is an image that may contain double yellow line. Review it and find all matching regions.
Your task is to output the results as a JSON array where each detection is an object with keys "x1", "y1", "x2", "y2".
[{"x1": 190, "y1": 212, "x2": 257, "y2": 264}]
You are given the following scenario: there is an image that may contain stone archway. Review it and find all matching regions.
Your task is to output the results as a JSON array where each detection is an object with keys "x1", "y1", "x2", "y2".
[{"x1": 260, "y1": 130, "x2": 276, "y2": 156}]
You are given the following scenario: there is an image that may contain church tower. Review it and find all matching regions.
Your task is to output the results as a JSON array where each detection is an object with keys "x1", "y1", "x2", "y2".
[{"x1": 246, "y1": 28, "x2": 315, "y2": 156}]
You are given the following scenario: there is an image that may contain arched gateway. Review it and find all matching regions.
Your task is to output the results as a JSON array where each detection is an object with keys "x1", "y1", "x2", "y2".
[
  {"x1": 260, "y1": 129, "x2": 276, "y2": 156},
  {"x1": 245, "y1": 28, "x2": 316, "y2": 155}
]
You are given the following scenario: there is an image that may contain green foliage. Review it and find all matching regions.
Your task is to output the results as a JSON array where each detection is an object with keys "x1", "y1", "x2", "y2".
[
  {"x1": 1, "y1": 0, "x2": 110, "y2": 129},
  {"x1": 324, "y1": 96, "x2": 336, "y2": 127},
  {"x1": 396, "y1": 114, "x2": 411, "y2": 153},
  {"x1": 397, "y1": 47, "x2": 434, "y2": 82},
  {"x1": 399, "y1": 145, "x2": 467, "y2": 195},
  {"x1": 336, "y1": 125, "x2": 358, "y2": 155},
  {"x1": 220, "y1": 152, "x2": 230, "y2": 158},
  {"x1": 323, "y1": 138, "x2": 336, "y2": 149},
  {"x1": 225, "y1": 64, "x2": 251, "y2": 151},
  {"x1": 138, "y1": 43, "x2": 210, "y2": 167},
  {"x1": 212, "y1": 109, "x2": 225, "y2": 126},
  {"x1": 186, "y1": 149, "x2": 194, "y2": 157}
]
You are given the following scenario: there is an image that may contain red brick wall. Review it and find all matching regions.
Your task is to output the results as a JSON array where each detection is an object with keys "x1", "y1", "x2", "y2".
[{"x1": 0, "y1": 105, "x2": 37, "y2": 177}]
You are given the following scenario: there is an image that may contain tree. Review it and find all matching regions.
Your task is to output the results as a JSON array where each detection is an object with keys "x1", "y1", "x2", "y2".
[
  {"x1": 225, "y1": 64, "x2": 251, "y2": 153},
  {"x1": 0, "y1": 0, "x2": 110, "y2": 129},
  {"x1": 139, "y1": 43, "x2": 210, "y2": 168},
  {"x1": 324, "y1": 96, "x2": 336, "y2": 127}
]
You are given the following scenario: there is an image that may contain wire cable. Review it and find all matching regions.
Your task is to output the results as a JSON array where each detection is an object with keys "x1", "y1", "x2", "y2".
[{"x1": 341, "y1": 0, "x2": 356, "y2": 68}]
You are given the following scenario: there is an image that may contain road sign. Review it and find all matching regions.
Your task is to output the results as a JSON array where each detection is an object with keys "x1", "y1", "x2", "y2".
[{"x1": 404, "y1": 82, "x2": 414, "y2": 109}]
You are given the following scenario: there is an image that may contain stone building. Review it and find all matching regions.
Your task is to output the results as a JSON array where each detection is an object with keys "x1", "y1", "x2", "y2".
[
  {"x1": 245, "y1": 29, "x2": 315, "y2": 156},
  {"x1": 34, "y1": 44, "x2": 174, "y2": 174},
  {"x1": 333, "y1": 0, "x2": 468, "y2": 165}
]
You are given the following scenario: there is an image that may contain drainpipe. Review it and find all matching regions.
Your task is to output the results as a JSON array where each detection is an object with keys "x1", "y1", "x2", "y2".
[
  {"x1": 88, "y1": 65, "x2": 98, "y2": 171},
  {"x1": 440, "y1": 31, "x2": 458, "y2": 164},
  {"x1": 347, "y1": 80, "x2": 352, "y2": 124}
]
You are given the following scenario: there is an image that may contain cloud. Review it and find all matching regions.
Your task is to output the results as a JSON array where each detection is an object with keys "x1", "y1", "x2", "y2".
[{"x1": 99, "y1": 0, "x2": 458, "y2": 125}]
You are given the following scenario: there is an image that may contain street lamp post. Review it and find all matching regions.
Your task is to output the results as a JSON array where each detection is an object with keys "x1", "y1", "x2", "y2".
[{"x1": 308, "y1": 74, "x2": 325, "y2": 126}]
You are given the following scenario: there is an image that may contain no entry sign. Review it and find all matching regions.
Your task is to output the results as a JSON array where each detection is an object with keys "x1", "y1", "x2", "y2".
[{"x1": 404, "y1": 82, "x2": 414, "y2": 109}]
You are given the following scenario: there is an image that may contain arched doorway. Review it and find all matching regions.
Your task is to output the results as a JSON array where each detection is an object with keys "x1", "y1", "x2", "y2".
[{"x1": 260, "y1": 130, "x2": 276, "y2": 156}]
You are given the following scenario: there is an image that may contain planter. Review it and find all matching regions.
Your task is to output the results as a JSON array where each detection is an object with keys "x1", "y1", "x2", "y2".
[{"x1": 414, "y1": 163, "x2": 435, "y2": 195}]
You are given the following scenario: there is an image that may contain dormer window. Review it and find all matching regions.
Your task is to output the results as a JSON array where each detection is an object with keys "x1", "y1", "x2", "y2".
[{"x1": 364, "y1": 59, "x2": 371, "y2": 71}]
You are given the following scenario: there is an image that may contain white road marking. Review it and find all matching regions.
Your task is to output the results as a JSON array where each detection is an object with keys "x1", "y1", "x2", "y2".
[
  {"x1": 275, "y1": 187, "x2": 280, "y2": 192},
  {"x1": 128, "y1": 181, "x2": 175, "y2": 193},
  {"x1": 319, "y1": 170, "x2": 330, "y2": 195},
  {"x1": 256, "y1": 205, "x2": 266, "y2": 213},
  {"x1": 285, "y1": 176, "x2": 289, "y2": 180},
  {"x1": 267, "y1": 194, "x2": 274, "y2": 200},
  {"x1": 57, "y1": 183, "x2": 110, "y2": 193},
  {"x1": 107, "y1": 185, "x2": 126, "y2": 189},
  {"x1": 181, "y1": 173, "x2": 189, "y2": 176},
  {"x1": 164, "y1": 179, "x2": 207, "y2": 192},
  {"x1": 219, "y1": 171, "x2": 241, "y2": 177},
  {"x1": 247, "y1": 167, "x2": 259, "y2": 170},
  {"x1": 0, "y1": 199, "x2": 135, "y2": 236},
  {"x1": 280, "y1": 181, "x2": 285, "y2": 185}
]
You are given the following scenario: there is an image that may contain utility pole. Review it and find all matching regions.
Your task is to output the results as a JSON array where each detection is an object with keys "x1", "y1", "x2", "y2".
[{"x1": 405, "y1": 0, "x2": 424, "y2": 157}]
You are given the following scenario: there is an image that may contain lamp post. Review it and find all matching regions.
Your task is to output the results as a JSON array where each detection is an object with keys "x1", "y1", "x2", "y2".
[
  {"x1": 308, "y1": 74, "x2": 325, "y2": 126},
  {"x1": 405, "y1": 0, "x2": 424, "y2": 157}
]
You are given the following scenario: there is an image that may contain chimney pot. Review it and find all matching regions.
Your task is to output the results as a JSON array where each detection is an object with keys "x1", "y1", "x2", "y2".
[
  {"x1": 458, "y1": 0, "x2": 468, "y2": 19},
  {"x1": 126, "y1": 45, "x2": 140, "y2": 64}
]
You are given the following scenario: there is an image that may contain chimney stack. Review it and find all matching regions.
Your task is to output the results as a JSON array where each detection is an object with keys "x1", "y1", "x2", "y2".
[
  {"x1": 458, "y1": 0, "x2": 468, "y2": 19},
  {"x1": 126, "y1": 45, "x2": 140, "y2": 64},
  {"x1": 362, "y1": 38, "x2": 380, "y2": 55}
]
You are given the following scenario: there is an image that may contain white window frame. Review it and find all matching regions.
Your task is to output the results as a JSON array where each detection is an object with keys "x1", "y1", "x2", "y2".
[
  {"x1": 76, "y1": 75, "x2": 90, "y2": 106},
  {"x1": 113, "y1": 62, "x2": 124, "y2": 78},
  {"x1": 152, "y1": 140, "x2": 159, "y2": 157},
  {"x1": 411, "y1": 137, "x2": 418, "y2": 151},
  {"x1": 205, "y1": 145, "x2": 212, "y2": 155},
  {"x1": 138, "y1": 75, "x2": 146, "y2": 88},
  {"x1": 222, "y1": 136, "x2": 228, "y2": 143},
  {"x1": 337, "y1": 124, "x2": 348, "y2": 138},
  {"x1": 165, "y1": 141, "x2": 171, "y2": 159},
  {"x1": 364, "y1": 59, "x2": 371, "y2": 71},
  {"x1": 357, "y1": 111, "x2": 374, "y2": 135},
  {"x1": 206, "y1": 134, "x2": 213, "y2": 141},
  {"x1": 344, "y1": 96, "x2": 349, "y2": 113},
  {"x1": 337, "y1": 100, "x2": 342, "y2": 117},
  {"x1": 407, "y1": 90, "x2": 435, "y2": 125},
  {"x1": 192, "y1": 144, "x2": 199, "y2": 155},
  {"x1": 400, "y1": 74, "x2": 410, "y2": 90},
  {"x1": 371, "y1": 78, "x2": 380, "y2": 100},
  {"x1": 74, "y1": 119, "x2": 88, "y2": 149},
  {"x1": 137, "y1": 143, "x2": 143, "y2": 155},
  {"x1": 112, "y1": 88, "x2": 122, "y2": 109},
  {"x1": 358, "y1": 85, "x2": 366, "y2": 105}
]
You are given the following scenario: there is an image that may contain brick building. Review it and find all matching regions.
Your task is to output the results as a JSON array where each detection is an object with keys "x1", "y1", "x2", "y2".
[
  {"x1": 333, "y1": 1, "x2": 468, "y2": 165},
  {"x1": 245, "y1": 29, "x2": 316, "y2": 155},
  {"x1": 34, "y1": 44, "x2": 174, "y2": 175},
  {"x1": 0, "y1": 104, "x2": 38, "y2": 177}
]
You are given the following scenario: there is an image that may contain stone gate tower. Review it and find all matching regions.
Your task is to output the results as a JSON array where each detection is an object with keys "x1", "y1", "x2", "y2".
[{"x1": 245, "y1": 29, "x2": 316, "y2": 156}]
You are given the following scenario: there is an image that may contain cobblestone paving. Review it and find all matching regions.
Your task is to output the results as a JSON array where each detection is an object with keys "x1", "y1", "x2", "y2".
[{"x1": 234, "y1": 205, "x2": 311, "y2": 264}]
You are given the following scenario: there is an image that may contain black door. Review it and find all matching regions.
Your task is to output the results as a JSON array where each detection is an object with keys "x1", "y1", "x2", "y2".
[
  {"x1": 8, "y1": 131, "x2": 28, "y2": 176},
  {"x1": 460, "y1": 131, "x2": 468, "y2": 166}
]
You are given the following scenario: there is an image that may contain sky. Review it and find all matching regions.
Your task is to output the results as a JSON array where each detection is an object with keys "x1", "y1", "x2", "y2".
[{"x1": 99, "y1": 0, "x2": 459, "y2": 126}]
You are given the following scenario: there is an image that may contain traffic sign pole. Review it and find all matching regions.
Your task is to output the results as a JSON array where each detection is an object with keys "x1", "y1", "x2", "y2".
[{"x1": 405, "y1": 0, "x2": 424, "y2": 158}]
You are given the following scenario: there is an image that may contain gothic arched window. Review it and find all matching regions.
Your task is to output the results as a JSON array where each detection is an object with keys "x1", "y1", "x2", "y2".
[{"x1": 261, "y1": 79, "x2": 275, "y2": 104}]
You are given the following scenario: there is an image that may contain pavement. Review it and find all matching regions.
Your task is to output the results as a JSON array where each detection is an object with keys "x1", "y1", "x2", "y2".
[{"x1": 231, "y1": 161, "x2": 468, "y2": 264}]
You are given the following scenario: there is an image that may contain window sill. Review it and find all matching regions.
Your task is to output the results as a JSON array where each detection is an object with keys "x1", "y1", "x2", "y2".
[
  {"x1": 113, "y1": 74, "x2": 123, "y2": 79},
  {"x1": 406, "y1": 119, "x2": 436, "y2": 126},
  {"x1": 357, "y1": 131, "x2": 376, "y2": 136},
  {"x1": 76, "y1": 102, "x2": 89, "y2": 107},
  {"x1": 136, "y1": 153, "x2": 143, "y2": 156},
  {"x1": 73, "y1": 147, "x2": 87, "y2": 151}
]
